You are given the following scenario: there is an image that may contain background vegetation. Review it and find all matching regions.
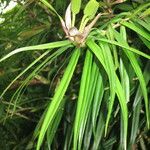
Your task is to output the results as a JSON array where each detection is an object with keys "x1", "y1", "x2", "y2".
[{"x1": 0, "y1": 0, "x2": 150, "y2": 150}]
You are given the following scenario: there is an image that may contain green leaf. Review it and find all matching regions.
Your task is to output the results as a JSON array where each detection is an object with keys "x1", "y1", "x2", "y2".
[
  {"x1": 32, "y1": 47, "x2": 72, "y2": 141},
  {"x1": 135, "y1": 18, "x2": 150, "y2": 32},
  {"x1": 40, "y1": 0, "x2": 61, "y2": 19},
  {"x1": 6, "y1": 46, "x2": 70, "y2": 119},
  {"x1": 115, "y1": 76, "x2": 128, "y2": 150},
  {"x1": 0, "y1": 50, "x2": 50, "y2": 98},
  {"x1": 73, "y1": 49, "x2": 93, "y2": 149},
  {"x1": 119, "y1": 59, "x2": 130, "y2": 102},
  {"x1": 86, "y1": 40, "x2": 128, "y2": 150},
  {"x1": 98, "y1": 42, "x2": 116, "y2": 136},
  {"x1": 92, "y1": 71, "x2": 104, "y2": 133},
  {"x1": 92, "y1": 111, "x2": 105, "y2": 150},
  {"x1": 71, "y1": 0, "x2": 81, "y2": 15},
  {"x1": 122, "y1": 21, "x2": 150, "y2": 42},
  {"x1": 96, "y1": 38, "x2": 150, "y2": 59},
  {"x1": 46, "y1": 99, "x2": 65, "y2": 147},
  {"x1": 140, "y1": 8, "x2": 150, "y2": 18},
  {"x1": 107, "y1": 25, "x2": 119, "y2": 69},
  {"x1": 129, "y1": 2, "x2": 150, "y2": 18},
  {"x1": 37, "y1": 48, "x2": 80, "y2": 150},
  {"x1": 139, "y1": 35, "x2": 150, "y2": 49},
  {"x1": 87, "y1": 39, "x2": 128, "y2": 150},
  {"x1": 114, "y1": 27, "x2": 150, "y2": 128},
  {"x1": 84, "y1": 0, "x2": 99, "y2": 19},
  {"x1": 80, "y1": 58, "x2": 99, "y2": 148},
  {"x1": 0, "y1": 40, "x2": 71, "y2": 62},
  {"x1": 129, "y1": 61, "x2": 150, "y2": 147}
]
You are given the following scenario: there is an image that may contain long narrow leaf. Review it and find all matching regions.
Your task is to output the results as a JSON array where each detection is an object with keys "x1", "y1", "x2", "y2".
[
  {"x1": 37, "y1": 48, "x2": 80, "y2": 150},
  {"x1": 95, "y1": 38, "x2": 150, "y2": 59},
  {"x1": 0, "y1": 40, "x2": 71, "y2": 62},
  {"x1": 40, "y1": 0, "x2": 61, "y2": 19},
  {"x1": 114, "y1": 27, "x2": 149, "y2": 128},
  {"x1": 87, "y1": 39, "x2": 128, "y2": 150},
  {"x1": 0, "y1": 51, "x2": 50, "y2": 98},
  {"x1": 73, "y1": 49, "x2": 93, "y2": 150},
  {"x1": 122, "y1": 21, "x2": 150, "y2": 42}
]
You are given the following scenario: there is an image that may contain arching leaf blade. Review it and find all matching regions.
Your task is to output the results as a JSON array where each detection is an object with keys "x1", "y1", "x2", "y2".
[{"x1": 37, "y1": 48, "x2": 80, "y2": 150}]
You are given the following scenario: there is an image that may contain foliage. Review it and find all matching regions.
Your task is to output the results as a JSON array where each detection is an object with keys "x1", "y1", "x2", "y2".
[{"x1": 0, "y1": 0, "x2": 150, "y2": 150}]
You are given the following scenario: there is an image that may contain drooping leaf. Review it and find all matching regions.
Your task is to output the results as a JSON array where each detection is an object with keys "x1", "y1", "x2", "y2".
[
  {"x1": 37, "y1": 48, "x2": 80, "y2": 150},
  {"x1": 96, "y1": 38, "x2": 150, "y2": 59},
  {"x1": 130, "y1": 61, "x2": 150, "y2": 147},
  {"x1": 40, "y1": 0, "x2": 61, "y2": 19},
  {"x1": 73, "y1": 49, "x2": 93, "y2": 150},
  {"x1": 113, "y1": 27, "x2": 150, "y2": 128},
  {"x1": 6, "y1": 46, "x2": 71, "y2": 119},
  {"x1": 122, "y1": 21, "x2": 150, "y2": 42},
  {"x1": 0, "y1": 40, "x2": 71, "y2": 62},
  {"x1": 87, "y1": 39, "x2": 128, "y2": 150}
]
